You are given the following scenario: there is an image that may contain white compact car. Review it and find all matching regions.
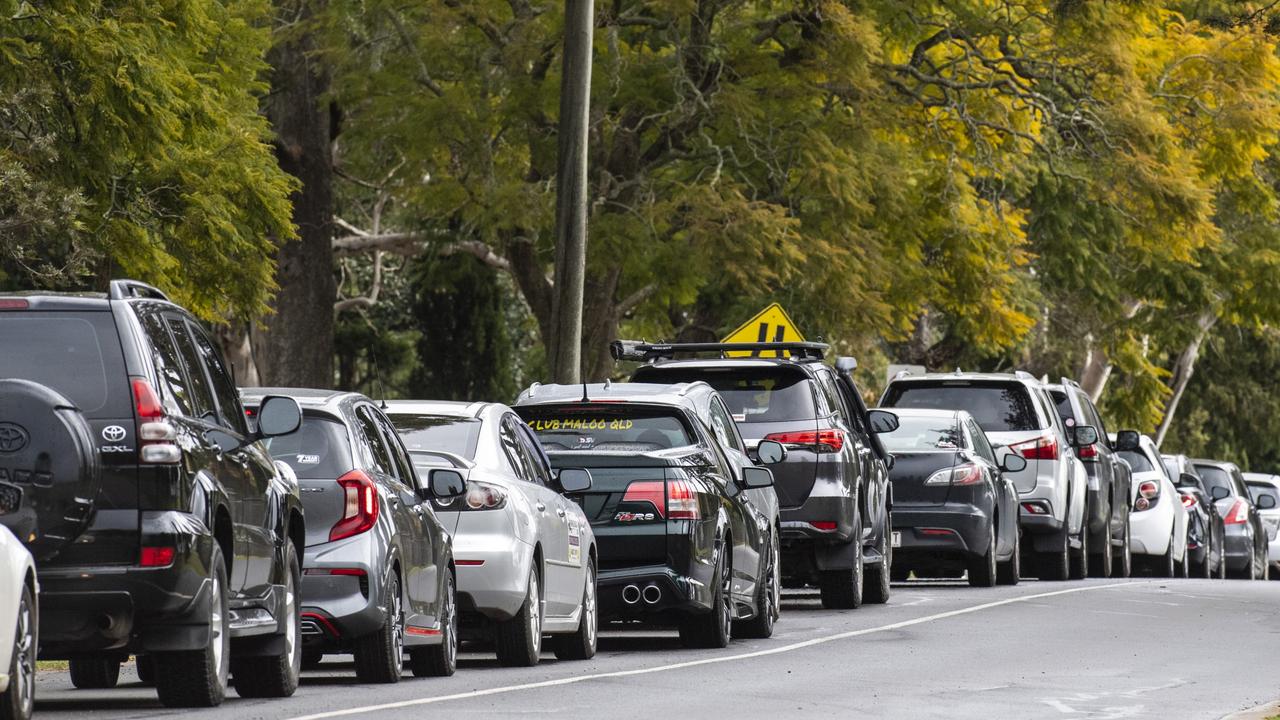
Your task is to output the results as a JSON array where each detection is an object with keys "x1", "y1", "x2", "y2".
[
  {"x1": 386, "y1": 401, "x2": 598, "y2": 666},
  {"x1": 1242, "y1": 473, "x2": 1280, "y2": 578},
  {"x1": 1116, "y1": 434, "x2": 1188, "y2": 576},
  {"x1": 0, "y1": 524, "x2": 36, "y2": 720}
]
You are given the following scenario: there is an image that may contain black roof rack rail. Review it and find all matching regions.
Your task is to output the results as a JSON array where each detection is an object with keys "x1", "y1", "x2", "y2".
[
  {"x1": 108, "y1": 279, "x2": 171, "y2": 302},
  {"x1": 610, "y1": 339, "x2": 829, "y2": 363}
]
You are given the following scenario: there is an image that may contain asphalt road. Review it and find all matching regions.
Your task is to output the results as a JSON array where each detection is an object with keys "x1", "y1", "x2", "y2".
[{"x1": 33, "y1": 578, "x2": 1280, "y2": 720}]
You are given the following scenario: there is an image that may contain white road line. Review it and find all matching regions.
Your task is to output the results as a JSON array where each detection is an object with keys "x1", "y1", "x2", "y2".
[{"x1": 287, "y1": 581, "x2": 1146, "y2": 720}]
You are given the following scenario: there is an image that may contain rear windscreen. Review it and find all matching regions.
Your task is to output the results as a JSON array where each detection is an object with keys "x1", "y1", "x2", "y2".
[
  {"x1": 880, "y1": 415, "x2": 962, "y2": 452},
  {"x1": 390, "y1": 414, "x2": 482, "y2": 460},
  {"x1": 1118, "y1": 450, "x2": 1154, "y2": 473},
  {"x1": 633, "y1": 367, "x2": 815, "y2": 423},
  {"x1": 882, "y1": 382, "x2": 1041, "y2": 433},
  {"x1": 1195, "y1": 465, "x2": 1236, "y2": 498},
  {"x1": 261, "y1": 414, "x2": 354, "y2": 479},
  {"x1": 0, "y1": 312, "x2": 129, "y2": 417},
  {"x1": 520, "y1": 405, "x2": 694, "y2": 451}
]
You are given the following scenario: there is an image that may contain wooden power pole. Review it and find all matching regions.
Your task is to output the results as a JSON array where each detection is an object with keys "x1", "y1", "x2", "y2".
[{"x1": 550, "y1": 0, "x2": 593, "y2": 384}]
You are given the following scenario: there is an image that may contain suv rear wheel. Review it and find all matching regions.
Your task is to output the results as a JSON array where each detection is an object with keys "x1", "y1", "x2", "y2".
[
  {"x1": 1089, "y1": 507, "x2": 1113, "y2": 578},
  {"x1": 1069, "y1": 519, "x2": 1089, "y2": 580},
  {"x1": 1037, "y1": 528, "x2": 1071, "y2": 581},
  {"x1": 232, "y1": 541, "x2": 301, "y2": 697},
  {"x1": 353, "y1": 573, "x2": 405, "y2": 683},
  {"x1": 153, "y1": 545, "x2": 229, "y2": 707},
  {"x1": 819, "y1": 516, "x2": 864, "y2": 609},
  {"x1": 1112, "y1": 520, "x2": 1132, "y2": 578},
  {"x1": 0, "y1": 583, "x2": 35, "y2": 720},
  {"x1": 864, "y1": 509, "x2": 892, "y2": 604},
  {"x1": 69, "y1": 656, "x2": 121, "y2": 690}
]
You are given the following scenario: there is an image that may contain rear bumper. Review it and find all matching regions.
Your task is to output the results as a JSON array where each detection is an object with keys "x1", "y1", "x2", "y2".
[
  {"x1": 892, "y1": 505, "x2": 991, "y2": 560},
  {"x1": 597, "y1": 565, "x2": 710, "y2": 619},
  {"x1": 1129, "y1": 503, "x2": 1174, "y2": 557},
  {"x1": 299, "y1": 534, "x2": 387, "y2": 649},
  {"x1": 37, "y1": 511, "x2": 215, "y2": 658},
  {"x1": 779, "y1": 496, "x2": 857, "y2": 544},
  {"x1": 453, "y1": 533, "x2": 535, "y2": 622}
]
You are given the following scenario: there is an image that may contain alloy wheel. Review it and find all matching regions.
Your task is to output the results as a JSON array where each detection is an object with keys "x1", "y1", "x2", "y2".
[
  {"x1": 13, "y1": 592, "x2": 34, "y2": 718},
  {"x1": 528, "y1": 571, "x2": 542, "y2": 654}
]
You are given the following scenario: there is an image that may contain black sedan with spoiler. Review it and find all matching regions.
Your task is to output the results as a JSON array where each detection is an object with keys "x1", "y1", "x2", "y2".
[{"x1": 514, "y1": 381, "x2": 783, "y2": 648}]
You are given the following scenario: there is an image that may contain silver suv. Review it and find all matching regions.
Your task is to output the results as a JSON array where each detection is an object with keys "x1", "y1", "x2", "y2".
[{"x1": 880, "y1": 372, "x2": 1089, "y2": 580}]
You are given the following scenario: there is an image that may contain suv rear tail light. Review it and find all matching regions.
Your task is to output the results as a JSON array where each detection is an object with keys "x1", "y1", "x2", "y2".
[
  {"x1": 925, "y1": 463, "x2": 983, "y2": 486},
  {"x1": 808, "y1": 521, "x2": 838, "y2": 531},
  {"x1": 764, "y1": 429, "x2": 845, "y2": 453},
  {"x1": 1010, "y1": 434, "x2": 1059, "y2": 460},
  {"x1": 1224, "y1": 498, "x2": 1250, "y2": 525},
  {"x1": 132, "y1": 377, "x2": 180, "y2": 464},
  {"x1": 139, "y1": 546, "x2": 176, "y2": 567},
  {"x1": 1021, "y1": 501, "x2": 1050, "y2": 515},
  {"x1": 1180, "y1": 494, "x2": 1197, "y2": 509},
  {"x1": 1077, "y1": 444, "x2": 1098, "y2": 460},
  {"x1": 331, "y1": 470, "x2": 380, "y2": 541},
  {"x1": 621, "y1": 479, "x2": 702, "y2": 520}
]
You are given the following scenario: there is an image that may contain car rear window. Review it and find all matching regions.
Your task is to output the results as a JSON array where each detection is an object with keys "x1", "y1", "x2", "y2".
[
  {"x1": 519, "y1": 404, "x2": 695, "y2": 451},
  {"x1": 0, "y1": 312, "x2": 130, "y2": 418},
  {"x1": 880, "y1": 415, "x2": 962, "y2": 452},
  {"x1": 1195, "y1": 465, "x2": 1236, "y2": 498},
  {"x1": 389, "y1": 414, "x2": 482, "y2": 460},
  {"x1": 1118, "y1": 450, "x2": 1154, "y2": 473},
  {"x1": 1248, "y1": 483, "x2": 1280, "y2": 508},
  {"x1": 882, "y1": 381, "x2": 1042, "y2": 433},
  {"x1": 261, "y1": 414, "x2": 354, "y2": 479},
  {"x1": 632, "y1": 367, "x2": 815, "y2": 423}
]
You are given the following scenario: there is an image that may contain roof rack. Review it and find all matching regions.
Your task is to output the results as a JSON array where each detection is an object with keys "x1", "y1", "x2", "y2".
[
  {"x1": 109, "y1": 279, "x2": 171, "y2": 302},
  {"x1": 610, "y1": 339, "x2": 829, "y2": 363},
  {"x1": 1013, "y1": 370, "x2": 1037, "y2": 382}
]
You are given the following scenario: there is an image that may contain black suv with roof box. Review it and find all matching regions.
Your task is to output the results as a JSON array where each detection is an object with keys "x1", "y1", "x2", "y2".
[
  {"x1": 615, "y1": 341, "x2": 894, "y2": 609},
  {"x1": 0, "y1": 280, "x2": 305, "y2": 707}
]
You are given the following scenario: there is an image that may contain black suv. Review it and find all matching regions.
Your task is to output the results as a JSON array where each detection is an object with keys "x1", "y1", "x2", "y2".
[
  {"x1": 0, "y1": 280, "x2": 305, "y2": 707},
  {"x1": 617, "y1": 341, "x2": 894, "y2": 609},
  {"x1": 1046, "y1": 380, "x2": 1134, "y2": 578}
]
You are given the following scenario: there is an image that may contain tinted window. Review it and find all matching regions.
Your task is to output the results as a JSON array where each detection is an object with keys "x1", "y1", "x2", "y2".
[
  {"x1": 1248, "y1": 483, "x2": 1280, "y2": 508},
  {"x1": 1162, "y1": 457, "x2": 1179, "y2": 479},
  {"x1": 1119, "y1": 450, "x2": 1154, "y2": 473},
  {"x1": 882, "y1": 382, "x2": 1041, "y2": 433},
  {"x1": 1051, "y1": 390, "x2": 1075, "y2": 425},
  {"x1": 140, "y1": 313, "x2": 195, "y2": 416},
  {"x1": 516, "y1": 423, "x2": 554, "y2": 486},
  {"x1": 708, "y1": 397, "x2": 744, "y2": 453},
  {"x1": 389, "y1": 414, "x2": 482, "y2": 460},
  {"x1": 0, "y1": 312, "x2": 129, "y2": 417},
  {"x1": 188, "y1": 323, "x2": 248, "y2": 434},
  {"x1": 633, "y1": 367, "x2": 816, "y2": 423},
  {"x1": 355, "y1": 407, "x2": 394, "y2": 476},
  {"x1": 967, "y1": 418, "x2": 996, "y2": 463},
  {"x1": 167, "y1": 317, "x2": 217, "y2": 420},
  {"x1": 262, "y1": 414, "x2": 354, "y2": 479},
  {"x1": 520, "y1": 405, "x2": 695, "y2": 451},
  {"x1": 375, "y1": 412, "x2": 417, "y2": 488},
  {"x1": 1195, "y1": 465, "x2": 1236, "y2": 498},
  {"x1": 879, "y1": 415, "x2": 963, "y2": 452},
  {"x1": 499, "y1": 415, "x2": 535, "y2": 481}
]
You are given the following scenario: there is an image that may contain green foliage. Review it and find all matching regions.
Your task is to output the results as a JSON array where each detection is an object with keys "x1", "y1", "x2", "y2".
[{"x1": 0, "y1": 0, "x2": 295, "y2": 319}]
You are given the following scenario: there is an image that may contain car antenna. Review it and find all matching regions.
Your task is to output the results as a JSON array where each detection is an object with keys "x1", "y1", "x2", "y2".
[
  {"x1": 581, "y1": 381, "x2": 590, "y2": 403},
  {"x1": 371, "y1": 349, "x2": 389, "y2": 409}
]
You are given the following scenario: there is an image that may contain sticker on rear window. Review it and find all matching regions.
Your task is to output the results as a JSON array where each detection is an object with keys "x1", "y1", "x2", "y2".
[
  {"x1": 528, "y1": 418, "x2": 634, "y2": 431},
  {"x1": 295, "y1": 454, "x2": 320, "y2": 465}
]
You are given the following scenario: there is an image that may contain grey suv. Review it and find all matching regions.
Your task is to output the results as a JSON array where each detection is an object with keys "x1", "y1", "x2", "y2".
[
  {"x1": 617, "y1": 341, "x2": 893, "y2": 609},
  {"x1": 881, "y1": 372, "x2": 1090, "y2": 581}
]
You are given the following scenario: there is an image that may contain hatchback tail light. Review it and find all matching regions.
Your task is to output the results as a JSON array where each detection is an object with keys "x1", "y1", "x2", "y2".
[
  {"x1": 132, "y1": 377, "x2": 180, "y2": 464},
  {"x1": 1010, "y1": 434, "x2": 1059, "y2": 460},
  {"x1": 1224, "y1": 498, "x2": 1251, "y2": 525},
  {"x1": 331, "y1": 470, "x2": 379, "y2": 541},
  {"x1": 925, "y1": 463, "x2": 984, "y2": 486},
  {"x1": 1135, "y1": 480, "x2": 1160, "y2": 511},
  {"x1": 764, "y1": 429, "x2": 845, "y2": 453},
  {"x1": 621, "y1": 478, "x2": 702, "y2": 520},
  {"x1": 461, "y1": 481, "x2": 508, "y2": 511}
]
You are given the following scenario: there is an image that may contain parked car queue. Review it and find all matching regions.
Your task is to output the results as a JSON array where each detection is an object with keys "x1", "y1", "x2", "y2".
[{"x1": 0, "y1": 284, "x2": 1273, "y2": 719}]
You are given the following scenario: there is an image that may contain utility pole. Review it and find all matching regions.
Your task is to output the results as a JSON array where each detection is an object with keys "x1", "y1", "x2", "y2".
[{"x1": 550, "y1": 0, "x2": 593, "y2": 384}]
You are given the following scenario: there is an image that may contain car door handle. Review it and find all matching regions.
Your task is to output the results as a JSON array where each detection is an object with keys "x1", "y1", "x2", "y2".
[{"x1": 536, "y1": 502, "x2": 546, "y2": 512}]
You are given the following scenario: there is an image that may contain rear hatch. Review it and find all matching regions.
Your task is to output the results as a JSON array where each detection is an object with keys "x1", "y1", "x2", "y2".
[
  {"x1": 633, "y1": 363, "x2": 820, "y2": 508},
  {"x1": 882, "y1": 380, "x2": 1045, "y2": 493},
  {"x1": 258, "y1": 411, "x2": 356, "y2": 548},
  {"x1": 888, "y1": 452, "x2": 961, "y2": 507},
  {"x1": 0, "y1": 304, "x2": 137, "y2": 565}
]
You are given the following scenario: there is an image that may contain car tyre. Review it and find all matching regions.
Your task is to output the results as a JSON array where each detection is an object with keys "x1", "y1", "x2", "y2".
[
  {"x1": 410, "y1": 570, "x2": 458, "y2": 676},
  {"x1": 1089, "y1": 507, "x2": 1113, "y2": 578},
  {"x1": 233, "y1": 541, "x2": 301, "y2": 697},
  {"x1": 553, "y1": 559, "x2": 599, "y2": 659},
  {"x1": 495, "y1": 567, "x2": 542, "y2": 666},
  {"x1": 353, "y1": 572, "x2": 405, "y2": 683},
  {"x1": 1153, "y1": 531, "x2": 1176, "y2": 578},
  {"x1": 0, "y1": 583, "x2": 35, "y2": 720},
  {"x1": 1037, "y1": 526, "x2": 1071, "y2": 581},
  {"x1": 1112, "y1": 519, "x2": 1132, "y2": 579},
  {"x1": 735, "y1": 530, "x2": 779, "y2": 639},
  {"x1": 679, "y1": 541, "x2": 732, "y2": 649},
  {"x1": 819, "y1": 516, "x2": 864, "y2": 609},
  {"x1": 864, "y1": 510, "x2": 892, "y2": 605},
  {"x1": 135, "y1": 655, "x2": 155, "y2": 686},
  {"x1": 153, "y1": 545, "x2": 229, "y2": 707},
  {"x1": 997, "y1": 527, "x2": 1021, "y2": 586},
  {"x1": 69, "y1": 656, "x2": 121, "y2": 690},
  {"x1": 968, "y1": 522, "x2": 997, "y2": 588},
  {"x1": 1069, "y1": 520, "x2": 1089, "y2": 580}
]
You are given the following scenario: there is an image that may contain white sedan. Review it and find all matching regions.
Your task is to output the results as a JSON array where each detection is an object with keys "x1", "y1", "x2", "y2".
[
  {"x1": 0, "y1": 523, "x2": 36, "y2": 720},
  {"x1": 1116, "y1": 434, "x2": 1189, "y2": 576},
  {"x1": 386, "y1": 401, "x2": 598, "y2": 667}
]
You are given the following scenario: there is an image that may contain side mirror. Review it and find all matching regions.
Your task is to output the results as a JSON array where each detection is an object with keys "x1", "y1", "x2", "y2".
[
  {"x1": 429, "y1": 468, "x2": 467, "y2": 499},
  {"x1": 1113, "y1": 430, "x2": 1140, "y2": 452},
  {"x1": 756, "y1": 439, "x2": 787, "y2": 465},
  {"x1": 867, "y1": 409, "x2": 900, "y2": 434},
  {"x1": 257, "y1": 396, "x2": 302, "y2": 438},
  {"x1": 1210, "y1": 485, "x2": 1231, "y2": 502},
  {"x1": 1071, "y1": 425, "x2": 1099, "y2": 448},
  {"x1": 741, "y1": 466, "x2": 774, "y2": 489},
  {"x1": 1259, "y1": 494, "x2": 1277, "y2": 510},
  {"x1": 558, "y1": 468, "x2": 593, "y2": 494},
  {"x1": 1177, "y1": 472, "x2": 1199, "y2": 489},
  {"x1": 1000, "y1": 452, "x2": 1028, "y2": 473}
]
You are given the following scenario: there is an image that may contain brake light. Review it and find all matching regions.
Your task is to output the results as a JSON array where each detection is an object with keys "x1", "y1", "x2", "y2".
[
  {"x1": 621, "y1": 479, "x2": 702, "y2": 520},
  {"x1": 1138, "y1": 480, "x2": 1159, "y2": 499},
  {"x1": 1010, "y1": 434, "x2": 1059, "y2": 460},
  {"x1": 305, "y1": 568, "x2": 367, "y2": 576},
  {"x1": 622, "y1": 481, "x2": 666, "y2": 517},
  {"x1": 1181, "y1": 494, "x2": 1196, "y2": 509},
  {"x1": 809, "y1": 521, "x2": 838, "y2": 531},
  {"x1": 139, "y1": 546, "x2": 175, "y2": 567},
  {"x1": 1224, "y1": 498, "x2": 1250, "y2": 525},
  {"x1": 764, "y1": 429, "x2": 845, "y2": 453},
  {"x1": 331, "y1": 470, "x2": 379, "y2": 541},
  {"x1": 132, "y1": 378, "x2": 165, "y2": 420},
  {"x1": 925, "y1": 463, "x2": 983, "y2": 486},
  {"x1": 131, "y1": 377, "x2": 180, "y2": 464},
  {"x1": 461, "y1": 481, "x2": 508, "y2": 511},
  {"x1": 1077, "y1": 444, "x2": 1098, "y2": 460},
  {"x1": 0, "y1": 299, "x2": 29, "y2": 310}
]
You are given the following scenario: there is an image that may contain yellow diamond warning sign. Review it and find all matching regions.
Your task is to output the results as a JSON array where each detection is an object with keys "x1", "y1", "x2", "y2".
[{"x1": 721, "y1": 303, "x2": 805, "y2": 356}]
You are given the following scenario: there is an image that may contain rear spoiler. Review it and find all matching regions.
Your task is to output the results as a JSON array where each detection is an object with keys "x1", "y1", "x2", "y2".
[{"x1": 610, "y1": 339, "x2": 829, "y2": 362}]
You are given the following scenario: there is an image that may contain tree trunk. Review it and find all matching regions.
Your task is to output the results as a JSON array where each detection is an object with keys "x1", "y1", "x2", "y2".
[
  {"x1": 1154, "y1": 310, "x2": 1218, "y2": 447},
  {"x1": 255, "y1": 0, "x2": 336, "y2": 388},
  {"x1": 1078, "y1": 334, "x2": 1112, "y2": 402}
]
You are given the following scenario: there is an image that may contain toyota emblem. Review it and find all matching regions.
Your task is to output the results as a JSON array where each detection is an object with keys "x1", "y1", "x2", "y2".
[
  {"x1": 102, "y1": 425, "x2": 127, "y2": 443},
  {"x1": 0, "y1": 423, "x2": 29, "y2": 453}
]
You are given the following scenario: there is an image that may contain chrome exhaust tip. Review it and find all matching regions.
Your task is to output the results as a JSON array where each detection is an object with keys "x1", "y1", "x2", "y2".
[
  {"x1": 622, "y1": 584, "x2": 641, "y2": 604},
  {"x1": 642, "y1": 584, "x2": 662, "y2": 605}
]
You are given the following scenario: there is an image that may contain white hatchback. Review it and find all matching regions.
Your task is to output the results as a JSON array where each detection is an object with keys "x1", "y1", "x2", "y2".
[
  {"x1": 1116, "y1": 434, "x2": 1188, "y2": 576},
  {"x1": 0, "y1": 524, "x2": 36, "y2": 720}
]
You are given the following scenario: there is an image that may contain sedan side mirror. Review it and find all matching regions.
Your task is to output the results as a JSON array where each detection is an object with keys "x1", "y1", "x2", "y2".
[
  {"x1": 256, "y1": 395, "x2": 303, "y2": 438},
  {"x1": 1259, "y1": 494, "x2": 1277, "y2": 510},
  {"x1": 741, "y1": 466, "x2": 774, "y2": 489},
  {"x1": 867, "y1": 409, "x2": 900, "y2": 434},
  {"x1": 428, "y1": 468, "x2": 467, "y2": 499},
  {"x1": 1071, "y1": 425, "x2": 1099, "y2": 448},
  {"x1": 1113, "y1": 430, "x2": 1140, "y2": 452},
  {"x1": 558, "y1": 468, "x2": 593, "y2": 494},
  {"x1": 756, "y1": 439, "x2": 787, "y2": 465},
  {"x1": 1000, "y1": 452, "x2": 1028, "y2": 473}
]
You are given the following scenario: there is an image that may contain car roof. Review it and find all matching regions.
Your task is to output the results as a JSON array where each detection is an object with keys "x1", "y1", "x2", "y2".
[
  {"x1": 888, "y1": 371, "x2": 1042, "y2": 386},
  {"x1": 383, "y1": 400, "x2": 488, "y2": 418},
  {"x1": 515, "y1": 381, "x2": 712, "y2": 409},
  {"x1": 239, "y1": 387, "x2": 364, "y2": 410},
  {"x1": 1243, "y1": 472, "x2": 1280, "y2": 485},
  {"x1": 1190, "y1": 458, "x2": 1237, "y2": 471}
]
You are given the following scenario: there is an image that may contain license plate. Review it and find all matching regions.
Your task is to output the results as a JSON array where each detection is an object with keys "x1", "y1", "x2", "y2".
[{"x1": 891, "y1": 531, "x2": 901, "y2": 548}]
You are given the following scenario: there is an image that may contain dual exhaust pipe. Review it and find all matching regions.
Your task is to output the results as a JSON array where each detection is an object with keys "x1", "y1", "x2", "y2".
[{"x1": 621, "y1": 583, "x2": 662, "y2": 605}]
